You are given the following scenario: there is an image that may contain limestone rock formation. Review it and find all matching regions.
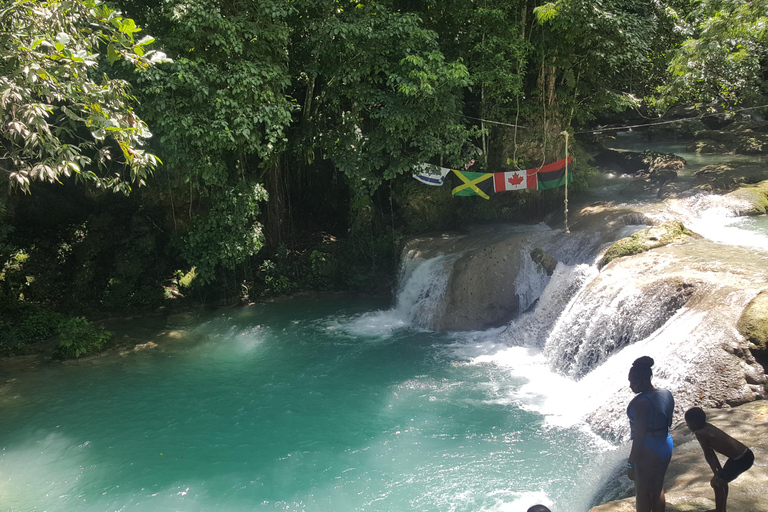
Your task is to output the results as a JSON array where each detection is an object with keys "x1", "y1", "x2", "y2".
[
  {"x1": 738, "y1": 290, "x2": 768, "y2": 358},
  {"x1": 589, "y1": 400, "x2": 768, "y2": 512},
  {"x1": 693, "y1": 162, "x2": 768, "y2": 190},
  {"x1": 598, "y1": 221, "x2": 699, "y2": 269}
]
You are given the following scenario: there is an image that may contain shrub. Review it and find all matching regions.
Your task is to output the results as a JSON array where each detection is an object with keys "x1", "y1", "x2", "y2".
[
  {"x1": 54, "y1": 317, "x2": 114, "y2": 360},
  {"x1": 0, "y1": 308, "x2": 66, "y2": 356}
]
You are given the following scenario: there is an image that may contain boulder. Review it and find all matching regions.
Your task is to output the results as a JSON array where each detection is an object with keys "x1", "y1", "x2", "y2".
[
  {"x1": 592, "y1": 149, "x2": 685, "y2": 177},
  {"x1": 530, "y1": 248, "x2": 558, "y2": 276},
  {"x1": 686, "y1": 140, "x2": 729, "y2": 154},
  {"x1": 738, "y1": 290, "x2": 768, "y2": 354},
  {"x1": 598, "y1": 221, "x2": 700, "y2": 269},
  {"x1": 592, "y1": 149, "x2": 649, "y2": 174},
  {"x1": 736, "y1": 134, "x2": 768, "y2": 154},
  {"x1": 693, "y1": 163, "x2": 768, "y2": 191},
  {"x1": 724, "y1": 180, "x2": 768, "y2": 215}
]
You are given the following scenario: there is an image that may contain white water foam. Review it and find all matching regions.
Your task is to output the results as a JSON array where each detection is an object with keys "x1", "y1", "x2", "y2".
[
  {"x1": 664, "y1": 194, "x2": 768, "y2": 250},
  {"x1": 501, "y1": 263, "x2": 597, "y2": 348},
  {"x1": 394, "y1": 253, "x2": 458, "y2": 328}
]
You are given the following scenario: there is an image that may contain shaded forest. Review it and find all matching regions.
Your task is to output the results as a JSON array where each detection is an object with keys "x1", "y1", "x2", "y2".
[{"x1": 1, "y1": 0, "x2": 766, "y2": 356}]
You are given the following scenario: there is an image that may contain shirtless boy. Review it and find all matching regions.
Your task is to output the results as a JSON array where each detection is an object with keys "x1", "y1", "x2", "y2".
[{"x1": 684, "y1": 407, "x2": 755, "y2": 512}]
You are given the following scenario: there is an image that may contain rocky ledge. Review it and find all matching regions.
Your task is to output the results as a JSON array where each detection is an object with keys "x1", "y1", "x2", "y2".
[{"x1": 590, "y1": 399, "x2": 768, "y2": 512}]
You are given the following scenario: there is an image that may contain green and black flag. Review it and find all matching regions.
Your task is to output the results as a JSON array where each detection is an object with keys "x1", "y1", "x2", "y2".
[{"x1": 536, "y1": 157, "x2": 573, "y2": 190}]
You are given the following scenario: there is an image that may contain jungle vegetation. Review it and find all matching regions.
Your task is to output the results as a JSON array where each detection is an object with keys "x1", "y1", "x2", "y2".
[{"x1": 1, "y1": 0, "x2": 766, "y2": 357}]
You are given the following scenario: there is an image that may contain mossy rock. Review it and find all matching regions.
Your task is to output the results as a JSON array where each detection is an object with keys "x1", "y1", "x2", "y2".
[
  {"x1": 598, "y1": 221, "x2": 699, "y2": 269},
  {"x1": 737, "y1": 290, "x2": 768, "y2": 352},
  {"x1": 725, "y1": 180, "x2": 768, "y2": 215},
  {"x1": 693, "y1": 163, "x2": 768, "y2": 190},
  {"x1": 736, "y1": 134, "x2": 768, "y2": 154},
  {"x1": 686, "y1": 140, "x2": 729, "y2": 154}
]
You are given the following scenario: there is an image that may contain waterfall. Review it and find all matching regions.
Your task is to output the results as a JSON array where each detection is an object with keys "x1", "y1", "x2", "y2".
[
  {"x1": 395, "y1": 211, "x2": 767, "y2": 440},
  {"x1": 543, "y1": 274, "x2": 695, "y2": 379},
  {"x1": 393, "y1": 252, "x2": 458, "y2": 329},
  {"x1": 500, "y1": 262, "x2": 597, "y2": 348},
  {"x1": 662, "y1": 194, "x2": 768, "y2": 250}
]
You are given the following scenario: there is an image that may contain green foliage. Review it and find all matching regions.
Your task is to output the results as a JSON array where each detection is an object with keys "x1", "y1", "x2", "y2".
[
  {"x1": 260, "y1": 259, "x2": 296, "y2": 295},
  {"x1": 662, "y1": 0, "x2": 768, "y2": 107},
  {"x1": 0, "y1": 0, "x2": 170, "y2": 193},
  {"x1": 53, "y1": 316, "x2": 114, "y2": 359},
  {"x1": 178, "y1": 267, "x2": 197, "y2": 288},
  {"x1": 531, "y1": 0, "x2": 669, "y2": 123},
  {"x1": 0, "y1": 248, "x2": 31, "y2": 305},
  {"x1": 134, "y1": 0, "x2": 294, "y2": 190},
  {"x1": 0, "y1": 307, "x2": 65, "y2": 355},
  {"x1": 179, "y1": 184, "x2": 268, "y2": 284},
  {"x1": 289, "y1": 1, "x2": 473, "y2": 194}
]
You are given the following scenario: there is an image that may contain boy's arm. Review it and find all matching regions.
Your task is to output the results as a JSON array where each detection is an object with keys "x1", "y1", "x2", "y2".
[{"x1": 695, "y1": 430, "x2": 722, "y2": 475}]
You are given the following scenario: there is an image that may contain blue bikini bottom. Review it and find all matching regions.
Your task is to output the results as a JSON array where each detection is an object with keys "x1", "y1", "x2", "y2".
[{"x1": 644, "y1": 433, "x2": 673, "y2": 461}]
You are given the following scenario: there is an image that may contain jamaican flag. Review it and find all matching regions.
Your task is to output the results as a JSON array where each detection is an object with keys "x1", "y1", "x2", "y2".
[
  {"x1": 451, "y1": 170, "x2": 494, "y2": 199},
  {"x1": 536, "y1": 157, "x2": 573, "y2": 190}
]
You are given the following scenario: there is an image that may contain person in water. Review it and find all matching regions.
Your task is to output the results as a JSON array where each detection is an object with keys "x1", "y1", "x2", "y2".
[
  {"x1": 527, "y1": 506, "x2": 551, "y2": 512},
  {"x1": 684, "y1": 407, "x2": 755, "y2": 512},
  {"x1": 626, "y1": 356, "x2": 674, "y2": 512}
]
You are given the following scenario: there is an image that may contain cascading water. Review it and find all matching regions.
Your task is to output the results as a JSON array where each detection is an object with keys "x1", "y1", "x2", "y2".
[
  {"x1": 2, "y1": 138, "x2": 766, "y2": 512},
  {"x1": 393, "y1": 253, "x2": 458, "y2": 329}
]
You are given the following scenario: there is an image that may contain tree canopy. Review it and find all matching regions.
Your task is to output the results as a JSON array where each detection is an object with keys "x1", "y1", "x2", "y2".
[
  {"x1": 0, "y1": 0, "x2": 170, "y2": 193},
  {"x1": 1, "y1": 0, "x2": 766, "y2": 308}
]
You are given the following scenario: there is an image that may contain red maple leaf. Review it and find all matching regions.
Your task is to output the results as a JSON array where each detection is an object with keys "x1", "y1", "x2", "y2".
[{"x1": 507, "y1": 173, "x2": 524, "y2": 186}]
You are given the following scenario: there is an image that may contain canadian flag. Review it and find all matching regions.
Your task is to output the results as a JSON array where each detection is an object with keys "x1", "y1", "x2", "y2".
[{"x1": 493, "y1": 169, "x2": 537, "y2": 192}]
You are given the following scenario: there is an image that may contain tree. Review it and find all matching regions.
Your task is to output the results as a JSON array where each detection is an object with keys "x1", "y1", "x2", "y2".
[
  {"x1": 663, "y1": 0, "x2": 768, "y2": 107},
  {"x1": 127, "y1": 0, "x2": 295, "y2": 283},
  {"x1": 289, "y1": 0, "x2": 473, "y2": 194},
  {"x1": 0, "y1": 0, "x2": 169, "y2": 193}
]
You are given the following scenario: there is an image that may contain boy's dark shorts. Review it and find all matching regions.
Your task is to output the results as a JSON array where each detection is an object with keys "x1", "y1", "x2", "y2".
[{"x1": 718, "y1": 448, "x2": 754, "y2": 483}]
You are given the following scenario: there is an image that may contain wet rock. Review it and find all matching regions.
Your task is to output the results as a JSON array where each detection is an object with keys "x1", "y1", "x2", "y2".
[
  {"x1": 593, "y1": 149, "x2": 649, "y2": 174},
  {"x1": 590, "y1": 400, "x2": 768, "y2": 512},
  {"x1": 693, "y1": 163, "x2": 768, "y2": 191},
  {"x1": 686, "y1": 139, "x2": 729, "y2": 154},
  {"x1": 736, "y1": 134, "x2": 768, "y2": 154},
  {"x1": 530, "y1": 248, "x2": 558, "y2": 276},
  {"x1": 593, "y1": 149, "x2": 685, "y2": 177},
  {"x1": 738, "y1": 290, "x2": 768, "y2": 356},
  {"x1": 435, "y1": 240, "x2": 523, "y2": 331},
  {"x1": 658, "y1": 181, "x2": 687, "y2": 199},
  {"x1": 599, "y1": 221, "x2": 700, "y2": 269},
  {"x1": 724, "y1": 180, "x2": 768, "y2": 215},
  {"x1": 686, "y1": 124, "x2": 768, "y2": 155},
  {"x1": 619, "y1": 178, "x2": 657, "y2": 198}
]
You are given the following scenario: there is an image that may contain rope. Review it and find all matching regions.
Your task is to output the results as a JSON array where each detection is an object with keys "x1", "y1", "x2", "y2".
[
  {"x1": 462, "y1": 115, "x2": 527, "y2": 129},
  {"x1": 573, "y1": 104, "x2": 768, "y2": 134},
  {"x1": 461, "y1": 103, "x2": 768, "y2": 136}
]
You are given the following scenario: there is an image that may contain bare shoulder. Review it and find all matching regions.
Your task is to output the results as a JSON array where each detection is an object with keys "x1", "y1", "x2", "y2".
[{"x1": 694, "y1": 424, "x2": 716, "y2": 444}]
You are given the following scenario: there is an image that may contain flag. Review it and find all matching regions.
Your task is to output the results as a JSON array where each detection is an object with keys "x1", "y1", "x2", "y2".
[
  {"x1": 412, "y1": 163, "x2": 452, "y2": 186},
  {"x1": 451, "y1": 170, "x2": 494, "y2": 199},
  {"x1": 536, "y1": 157, "x2": 574, "y2": 190},
  {"x1": 493, "y1": 168, "x2": 537, "y2": 192}
]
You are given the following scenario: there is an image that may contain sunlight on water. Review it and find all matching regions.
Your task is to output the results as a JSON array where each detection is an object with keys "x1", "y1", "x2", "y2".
[{"x1": 0, "y1": 298, "x2": 619, "y2": 512}]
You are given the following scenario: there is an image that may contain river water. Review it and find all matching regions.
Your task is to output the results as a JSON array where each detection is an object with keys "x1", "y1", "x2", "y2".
[
  {"x1": 1, "y1": 140, "x2": 767, "y2": 512},
  {"x1": 0, "y1": 296, "x2": 620, "y2": 512}
]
